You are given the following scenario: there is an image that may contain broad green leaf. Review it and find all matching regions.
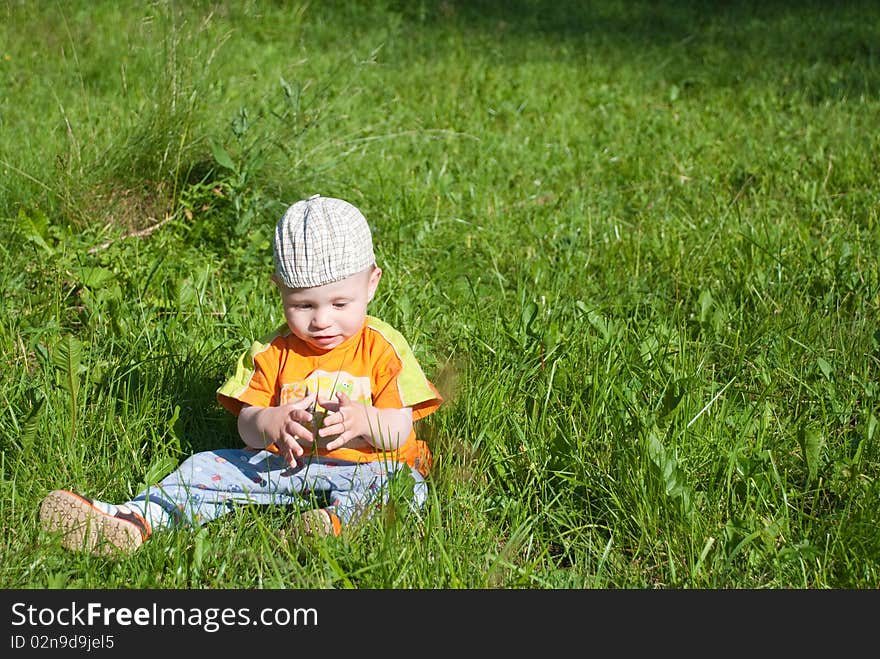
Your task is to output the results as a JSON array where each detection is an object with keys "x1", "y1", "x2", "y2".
[
  {"x1": 140, "y1": 456, "x2": 181, "y2": 491},
  {"x1": 166, "y1": 404, "x2": 181, "y2": 438},
  {"x1": 660, "y1": 377, "x2": 689, "y2": 417},
  {"x1": 19, "y1": 397, "x2": 45, "y2": 454},
  {"x1": 78, "y1": 266, "x2": 115, "y2": 289},
  {"x1": 575, "y1": 301, "x2": 611, "y2": 340},
  {"x1": 211, "y1": 141, "x2": 237, "y2": 171},
  {"x1": 645, "y1": 428, "x2": 694, "y2": 514},
  {"x1": 18, "y1": 208, "x2": 54, "y2": 254},
  {"x1": 52, "y1": 335, "x2": 82, "y2": 398},
  {"x1": 640, "y1": 335, "x2": 660, "y2": 363},
  {"x1": 817, "y1": 357, "x2": 832, "y2": 380},
  {"x1": 698, "y1": 289, "x2": 714, "y2": 324},
  {"x1": 521, "y1": 301, "x2": 538, "y2": 336},
  {"x1": 192, "y1": 526, "x2": 210, "y2": 574},
  {"x1": 798, "y1": 425, "x2": 824, "y2": 484}
]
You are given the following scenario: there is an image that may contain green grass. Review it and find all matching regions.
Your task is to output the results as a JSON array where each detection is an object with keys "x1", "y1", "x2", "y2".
[{"x1": 1, "y1": 0, "x2": 878, "y2": 588}]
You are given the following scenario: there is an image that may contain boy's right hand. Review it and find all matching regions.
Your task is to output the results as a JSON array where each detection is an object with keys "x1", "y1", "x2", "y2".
[{"x1": 246, "y1": 394, "x2": 316, "y2": 467}]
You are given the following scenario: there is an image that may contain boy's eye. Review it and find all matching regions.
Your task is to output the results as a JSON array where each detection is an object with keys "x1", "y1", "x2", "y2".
[
  {"x1": 333, "y1": 303, "x2": 348, "y2": 309},
  {"x1": 292, "y1": 303, "x2": 312, "y2": 310}
]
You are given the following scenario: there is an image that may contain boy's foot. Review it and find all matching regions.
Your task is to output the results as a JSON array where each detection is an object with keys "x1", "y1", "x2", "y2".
[
  {"x1": 39, "y1": 490, "x2": 150, "y2": 556},
  {"x1": 298, "y1": 508, "x2": 342, "y2": 538}
]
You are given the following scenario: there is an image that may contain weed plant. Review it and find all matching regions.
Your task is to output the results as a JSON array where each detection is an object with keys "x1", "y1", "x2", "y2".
[{"x1": 1, "y1": 0, "x2": 878, "y2": 588}]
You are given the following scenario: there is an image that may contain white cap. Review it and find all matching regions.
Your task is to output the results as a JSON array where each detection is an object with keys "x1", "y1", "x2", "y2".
[{"x1": 273, "y1": 194, "x2": 376, "y2": 288}]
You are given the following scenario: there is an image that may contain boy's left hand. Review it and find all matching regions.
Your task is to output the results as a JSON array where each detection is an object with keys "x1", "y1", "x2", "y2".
[{"x1": 317, "y1": 392, "x2": 369, "y2": 451}]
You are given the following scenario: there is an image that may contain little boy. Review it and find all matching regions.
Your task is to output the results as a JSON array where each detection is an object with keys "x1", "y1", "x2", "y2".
[{"x1": 39, "y1": 194, "x2": 443, "y2": 556}]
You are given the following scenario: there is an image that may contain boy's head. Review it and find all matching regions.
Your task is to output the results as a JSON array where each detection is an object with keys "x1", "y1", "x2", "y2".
[
  {"x1": 273, "y1": 194, "x2": 375, "y2": 289},
  {"x1": 272, "y1": 194, "x2": 382, "y2": 351}
]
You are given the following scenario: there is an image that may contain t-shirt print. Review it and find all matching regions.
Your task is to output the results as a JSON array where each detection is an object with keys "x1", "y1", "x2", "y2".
[{"x1": 279, "y1": 369, "x2": 372, "y2": 409}]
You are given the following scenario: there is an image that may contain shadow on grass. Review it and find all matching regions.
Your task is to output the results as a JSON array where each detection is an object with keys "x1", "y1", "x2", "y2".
[
  {"x1": 110, "y1": 343, "x2": 240, "y2": 457},
  {"x1": 394, "y1": 0, "x2": 879, "y2": 101}
]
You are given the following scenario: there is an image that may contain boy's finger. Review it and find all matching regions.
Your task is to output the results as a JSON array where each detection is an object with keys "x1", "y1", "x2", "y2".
[
  {"x1": 323, "y1": 435, "x2": 345, "y2": 451},
  {"x1": 317, "y1": 397, "x2": 340, "y2": 412},
  {"x1": 285, "y1": 408, "x2": 312, "y2": 431},
  {"x1": 294, "y1": 425, "x2": 314, "y2": 444},
  {"x1": 293, "y1": 393, "x2": 317, "y2": 409}
]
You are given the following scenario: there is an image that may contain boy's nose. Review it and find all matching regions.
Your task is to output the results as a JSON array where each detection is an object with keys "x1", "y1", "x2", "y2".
[{"x1": 311, "y1": 309, "x2": 332, "y2": 329}]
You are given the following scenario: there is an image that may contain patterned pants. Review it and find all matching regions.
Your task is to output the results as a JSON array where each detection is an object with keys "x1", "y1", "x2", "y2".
[{"x1": 129, "y1": 448, "x2": 427, "y2": 528}]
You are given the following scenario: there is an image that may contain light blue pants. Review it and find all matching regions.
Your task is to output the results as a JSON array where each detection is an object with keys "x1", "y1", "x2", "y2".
[{"x1": 128, "y1": 448, "x2": 427, "y2": 529}]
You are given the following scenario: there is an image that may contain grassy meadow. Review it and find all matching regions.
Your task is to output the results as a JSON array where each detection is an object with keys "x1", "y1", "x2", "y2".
[{"x1": 1, "y1": 0, "x2": 878, "y2": 588}]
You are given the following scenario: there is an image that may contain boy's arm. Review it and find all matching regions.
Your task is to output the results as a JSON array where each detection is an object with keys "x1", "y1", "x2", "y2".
[
  {"x1": 237, "y1": 394, "x2": 316, "y2": 465},
  {"x1": 317, "y1": 392, "x2": 413, "y2": 451}
]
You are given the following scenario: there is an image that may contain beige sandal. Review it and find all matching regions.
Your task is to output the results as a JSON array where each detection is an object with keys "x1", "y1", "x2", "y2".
[{"x1": 39, "y1": 489, "x2": 150, "y2": 556}]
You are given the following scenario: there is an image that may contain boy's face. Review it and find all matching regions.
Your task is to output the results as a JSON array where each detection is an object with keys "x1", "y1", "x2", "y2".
[{"x1": 274, "y1": 266, "x2": 382, "y2": 351}]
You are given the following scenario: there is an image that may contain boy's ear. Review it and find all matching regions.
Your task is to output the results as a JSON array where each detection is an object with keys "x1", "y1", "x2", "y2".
[
  {"x1": 367, "y1": 266, "x2": 382, "y2": 301},
  {"x1": 270, "y1": 273, "x2": 283, "y2": 288}
]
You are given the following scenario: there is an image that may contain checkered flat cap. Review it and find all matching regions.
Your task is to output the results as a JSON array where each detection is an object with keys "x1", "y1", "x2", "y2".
[{"x1": 273, "y1": 194, "x2": 376, "y2": 288}]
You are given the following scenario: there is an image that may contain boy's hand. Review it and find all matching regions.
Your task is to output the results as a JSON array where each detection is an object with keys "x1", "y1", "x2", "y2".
[
  {"x1": 270, "y1": 393, "x2": 317, "y2": 466},
  {"x1": 316, "y1": 392, "x2": 370, "y2": 451}
]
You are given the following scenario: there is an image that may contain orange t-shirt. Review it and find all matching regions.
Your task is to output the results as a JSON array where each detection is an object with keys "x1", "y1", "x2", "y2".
[{"x1": 216, "y1": 315, "x2": 442, "y2": 476}]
